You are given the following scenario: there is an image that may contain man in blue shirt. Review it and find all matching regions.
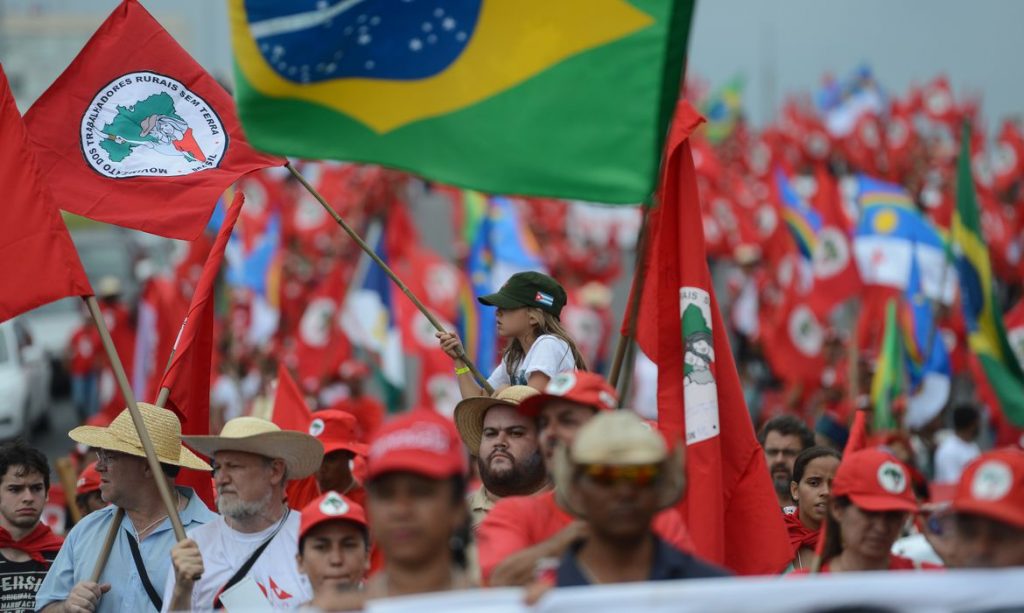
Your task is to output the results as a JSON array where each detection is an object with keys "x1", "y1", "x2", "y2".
[
  {"x1": 36, "y1": 404, "x2": 217, "y2": 613},
  {"x1": 550, "y1": 411, "x2": 729, "y2": 586}
]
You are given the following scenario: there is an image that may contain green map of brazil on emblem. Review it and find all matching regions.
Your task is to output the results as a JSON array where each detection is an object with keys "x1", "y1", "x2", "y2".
[{"x1": 80, "y1": 71, "x2": 227, "y2": 178}]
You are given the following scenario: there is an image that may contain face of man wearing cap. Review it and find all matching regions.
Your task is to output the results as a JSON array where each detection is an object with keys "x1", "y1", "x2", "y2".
[
  {"x1": 574, "y1": 463, "x2": 662, "y2": 543},
  {"x1": 212, "y1": 450, "x2": 286, "y2": 521},
  {"x1": 952, "y1": 513, "x2": 1024, "y2": 568},
  {"x1": 0, "y1": 466, "x2": 46, "y2": 533},
  {"x1": 317, "y1": 451, "x2": 355, "y2": 495},
  {"x1": 763, "y1": 431, "x2": 804, "y2": 501},
  {"x1": 367, "y1": 473, "x2": 466, "y2": 566},
  {"x1": 830, "y1": 501, "x2": 907, "y2": 561},
  {"x1": 298, "y1": 521, "x2": 369, "y2": 593},
  {"x1": 477, "y1": 405, "x2": 545, "y2": 497},
  {"x1": 537, "y1": 401, "x2": 597, "y2": 471}
]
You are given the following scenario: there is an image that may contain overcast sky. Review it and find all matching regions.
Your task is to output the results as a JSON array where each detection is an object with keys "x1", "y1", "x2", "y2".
[{"x1": 5, "y1": 0, "x2": 1023, "y2": 132}]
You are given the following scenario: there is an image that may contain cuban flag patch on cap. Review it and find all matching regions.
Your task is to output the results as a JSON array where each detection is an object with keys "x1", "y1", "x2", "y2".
[{"x1": 535, "y1": 291, "x2": 554, "y2": 307}]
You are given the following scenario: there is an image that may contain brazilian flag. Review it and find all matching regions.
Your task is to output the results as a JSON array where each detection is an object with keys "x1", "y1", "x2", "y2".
[
  {"x1": 953, "y1": 122, "x2": 1024, "y2": 426},
  {"x1": 228, "y1": 0, "x2": 695, "y2": 203},
  {"x1": 870, "y1": 299, "x2": 902, "y2": 432}
]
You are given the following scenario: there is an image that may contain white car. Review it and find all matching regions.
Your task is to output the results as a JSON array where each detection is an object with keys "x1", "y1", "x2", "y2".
[{"x1": 0, "y1": 318, "x2": 53, "y2": 440}]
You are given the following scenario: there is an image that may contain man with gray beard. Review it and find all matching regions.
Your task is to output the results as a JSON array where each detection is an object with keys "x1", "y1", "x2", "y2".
[
  {"x1": 454, "y1": 386, "x2": 550, "y2": 529},
  {"x1": 162, "y1": 418, "x2": 323, "y2": 611}
]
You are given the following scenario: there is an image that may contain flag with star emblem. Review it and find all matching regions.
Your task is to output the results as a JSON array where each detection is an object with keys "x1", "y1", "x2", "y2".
[{"x1": 228, "y1": 0, "x2": 695, "y2": 203}]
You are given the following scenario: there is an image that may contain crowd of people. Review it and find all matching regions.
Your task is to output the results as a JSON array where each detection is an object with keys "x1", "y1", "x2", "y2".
[{"x1": 0, "y1": 270, "x2": 1022, "y2": 613}]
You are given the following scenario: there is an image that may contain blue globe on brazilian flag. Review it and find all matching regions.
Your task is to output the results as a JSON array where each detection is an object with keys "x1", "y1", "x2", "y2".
[{"x1": 229, "y1": 0, "x2": 694, "y2": 203}]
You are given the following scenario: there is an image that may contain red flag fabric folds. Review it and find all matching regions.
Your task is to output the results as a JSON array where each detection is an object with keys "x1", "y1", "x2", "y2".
[
  {"x1": 23, "y1": 0, "x2": 282, "y2": 240},
  {"x1": 632, "y1": 100, "x2": 791, "y2": 575},
  {"x1": 0, "y1": 65, "x2": 92, "y2": 322},
  {"x1": 160, "y1": 193, "x2": 243, "y2": 422}
]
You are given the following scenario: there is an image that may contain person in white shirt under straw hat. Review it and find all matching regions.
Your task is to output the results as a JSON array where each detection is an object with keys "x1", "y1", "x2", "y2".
[{"x1": 163, "y1": 416, "x2": 324, "y2": 611}]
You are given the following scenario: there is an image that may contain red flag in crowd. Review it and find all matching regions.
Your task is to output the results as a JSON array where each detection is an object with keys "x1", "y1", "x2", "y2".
[
  {"x1": 631, "y1": 100, "x2": 791, "y2": 575},
  {"x1": 268, "y1": 364, "x2": 321, "y2": 510},
  {"x1": 23, "y1": 0, "x2": 282, "y2": 240},
  {"x1": 0, "y1": 65, "x2": 93, "y2": 322},
  {"x1": 806, "y1": 163, "x2": 862, "y2": 317},
  {"x1": 158, "y1": 193, "x2": 244, "y2": 508},
  {"x1": 160, "y1": 193, "x2": 244, "y2": 422}
]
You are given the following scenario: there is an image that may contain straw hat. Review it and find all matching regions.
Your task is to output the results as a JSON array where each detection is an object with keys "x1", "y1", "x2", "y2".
[
  {"x1": 453, "y1": 385, "x2": 540, "y2": 455},
  {"x1": 183, "y1": 417, "x2": 324, "y2": 479},
  {"x1": 553, "y1": 411, "x2": 684, "y2": 519},
  {"x1": 69, "y1": 403, "x2": 212, "y2": 471}
]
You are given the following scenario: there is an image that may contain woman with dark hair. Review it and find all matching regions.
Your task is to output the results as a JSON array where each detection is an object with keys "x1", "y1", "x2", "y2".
[
  {"x1": 797, "y1": 449, "x2": 936, "y2": 574},
  {"x1": 784, "y1": 446, "x2": 841, "y2": 571}
]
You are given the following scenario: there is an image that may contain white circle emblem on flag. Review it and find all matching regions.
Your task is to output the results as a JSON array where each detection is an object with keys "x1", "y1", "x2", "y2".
[
  {"x1": 80, "y1": 71, "x2": 227, "y2": 179},
  {"x1": 788, "y1": 305, "x2": 824, "y2": 357},
  {"x1": 970, "y1": 460, "x2": 1013, "y2": 501},
  {"x1": 812, "y1": 227, "x2": 850, "y2": 279},
  {"x1": 299, "y1": 297, "x2": 337, "y2": 348},
  {"x1": 877, "y1": 461, "x2": 908, "y2": 494}
]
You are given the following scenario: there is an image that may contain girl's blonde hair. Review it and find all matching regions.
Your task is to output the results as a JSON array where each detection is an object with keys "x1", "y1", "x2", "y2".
[{"x1": 503, "y1": 309, "x2": 587, "y2": 382}]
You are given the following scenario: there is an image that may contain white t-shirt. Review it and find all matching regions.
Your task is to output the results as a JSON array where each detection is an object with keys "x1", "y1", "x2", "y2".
[
  {"x1": 211, "y1": 375, "x2": 244, "y2": 422},
  {"x1": 161, "y1": 511, "x2": 311, "y2": 611},
  {"x1": 933, "y1": 434, "x2": 981, "y2": 484},
  {"x1": 487, "y1": 334, "x2": 576, "y2": 388}
]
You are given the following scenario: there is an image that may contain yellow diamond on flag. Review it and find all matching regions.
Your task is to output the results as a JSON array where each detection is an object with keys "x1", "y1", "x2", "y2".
[{"x1": 231, "y1": 0, "x2": 654, "y2": 133}]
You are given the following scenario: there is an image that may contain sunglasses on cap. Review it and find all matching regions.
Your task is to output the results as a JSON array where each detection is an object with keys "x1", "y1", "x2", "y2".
[{"x1": 582, "y1": 463, "x2": 662, "y2": 487}]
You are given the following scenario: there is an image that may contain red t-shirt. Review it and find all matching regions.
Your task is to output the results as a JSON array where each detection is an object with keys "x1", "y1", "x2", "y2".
[
  {"x1": 477, "y1": 490, "x2": 696, "y2": 583},
  {"x1": 68, "y1": 326, "x2": 100, "y2": 375},
  {"x1": 791, "y1": 554, "x2": 942, "y2": 574}
]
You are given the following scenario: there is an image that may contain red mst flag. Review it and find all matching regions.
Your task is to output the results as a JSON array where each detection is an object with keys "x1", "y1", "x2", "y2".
[
  {"x1": 23, "y1": 0, "x2": 282, "y2": 240},
  {"x1": 0, "y1": 65, "x2": 92, "y2": 322},
  {"x1": 630, "y1": 100, "x2": 791, "y2": 575}
]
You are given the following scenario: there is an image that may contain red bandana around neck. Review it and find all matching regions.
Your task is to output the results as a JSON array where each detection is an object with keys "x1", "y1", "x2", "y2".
[
  {"x1": 0, "y1": 523, "x2": 64, "y2": 565},
  {"x1": 783, "y1": 511, "x2": 820, "y2": 555}
]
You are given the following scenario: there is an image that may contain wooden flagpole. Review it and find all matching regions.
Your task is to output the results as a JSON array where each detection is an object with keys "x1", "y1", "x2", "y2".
[
  {"x1": 53, "y1": 457, "x2": 82, "y2": 525},
  {"x1": 84, "y1": 296, "x2": 187, "y2": 533},
  {"x1": 285, "y1": 161, "x2": 494, "y2": 395}
]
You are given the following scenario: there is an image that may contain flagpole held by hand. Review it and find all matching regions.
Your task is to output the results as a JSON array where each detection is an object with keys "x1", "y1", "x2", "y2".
[
  {"x1": 84, "y1": 295, "x2": 187, "y2": 542},
  {"x1": 285, "y1": 161, "x2": 494, "y2": 395}
]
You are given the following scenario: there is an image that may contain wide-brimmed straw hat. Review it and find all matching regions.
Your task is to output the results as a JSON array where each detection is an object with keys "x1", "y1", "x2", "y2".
[
  {"x1": 553, "y1": 410, "x2": 684, "y2": 519},
  {"x1": 69, "y1": 403, "x2": 212, "y2": 471},
  {"x1": 184, "y1": 417, "x2": 324, "y2": 479},
  {"x1": 453, "y1": 385, "x2": 540, "y2": 455}
]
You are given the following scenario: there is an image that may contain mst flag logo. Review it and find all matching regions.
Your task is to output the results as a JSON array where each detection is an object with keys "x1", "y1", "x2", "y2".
[{"x1": 80, "y1": 71, "x2": 227, "y2": 178}]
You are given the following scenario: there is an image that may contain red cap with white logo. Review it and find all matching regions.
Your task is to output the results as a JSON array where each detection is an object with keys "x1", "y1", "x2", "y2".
[
  {"x1": 832, "y1": 448, "x2": 919, "y2": 513},
  {"x1": 517, "y1": 371, "x2": 618, "y2": 418},
  {"x1": 308, "y1": 409, "x2": 369, "y2": 457},
  {"x1": 366, "y1": 409, "x2": 466, "y2": 480},
  {"x1": 951, "y1": 448, "x2": 1024, "y2": 529},
  {"x1": 299, "y1": 490, "x2": 367, "y2": 541},
  {"x1": 76, "y1": 462, "x2": 101, "y2": 496}
]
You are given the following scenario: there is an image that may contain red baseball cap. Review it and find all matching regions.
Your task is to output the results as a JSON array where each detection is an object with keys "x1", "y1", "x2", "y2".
[
  {"x1": 299, "y1": 491, "x2": 368, "y2": 541},
  {"x1": 832, "y1": 448, "x2": 919, "y2": 513},
  {"x1": 517, "y1": 371, "x2": 618, "y2": 418},
  {"x1": 76, "y1": 462, "x2": 101, "y2": 496},
  {"x1": 951, "y1": 448, "x2": 1024, "y2": 529},
  {"x1": 308, "y1": 410, "x2": 369, "y2": 457},
  {"x1": 366, "y1": 409, "x2": 466, "y2": 481}
]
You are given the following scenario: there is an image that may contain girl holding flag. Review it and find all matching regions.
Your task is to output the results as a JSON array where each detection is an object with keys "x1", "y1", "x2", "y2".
[{"x1": 437, "y1": 271, "x2": 586, "y2": 398}]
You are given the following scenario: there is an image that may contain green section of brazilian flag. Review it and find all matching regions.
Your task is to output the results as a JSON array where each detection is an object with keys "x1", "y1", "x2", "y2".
[
  {"x1": 953, "y1": 122, "x2": 1024, "y2": 426},
  {"x1": 228, "y1": 0, "x2": 694, "y2": 203}
]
